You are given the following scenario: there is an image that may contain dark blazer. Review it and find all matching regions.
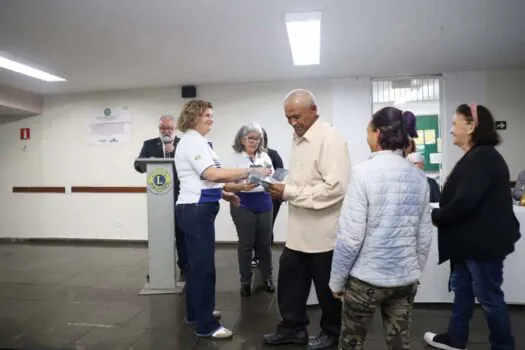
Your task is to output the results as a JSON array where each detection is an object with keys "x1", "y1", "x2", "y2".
[
  {"x1": 432, "y1": 145, "x2": 521, "y2": 264},
  {"x1": 134, "y1": 137, "x2": 181, "y2": 199},
  {"x1": 267, "y1": 148, "x2": 283, "y2": 169},
  {"x1": 268, "y1": 148, "x2": 283, "y2": 206},
  {"x1": 427, "y1": 177, "x2": 441, "y2": 203}
]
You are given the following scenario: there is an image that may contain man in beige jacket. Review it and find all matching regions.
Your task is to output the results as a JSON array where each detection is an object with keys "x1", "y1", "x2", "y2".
[{"x1": 264, "y1": 89, "x2": 351, "y2": 349}]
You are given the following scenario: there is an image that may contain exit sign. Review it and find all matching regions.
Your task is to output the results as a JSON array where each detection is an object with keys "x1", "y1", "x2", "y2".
[
  {"x1": 20, "y1": 128, "x2": 31, "y2": 140},
  {"x1": 495, "y1": 121, "x2": 507, "y2": 130}
]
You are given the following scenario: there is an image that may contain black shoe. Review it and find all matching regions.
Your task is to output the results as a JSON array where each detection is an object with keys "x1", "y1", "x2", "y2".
[
  {"x1": 264, "y1": 280, "x2": 275, "y2": 293},
  {"x1": 240, "y1": 283, "x2": 251, "y2": 297},
  {"x1": 263, "y1": 330, "x2": 308, "y2": 346},
  {"x1": 308, "y1": 331, "x2": 339, "y2": 349},
  {"x1": 423, "y1": 332, "x2": 466, "y2": 350}
]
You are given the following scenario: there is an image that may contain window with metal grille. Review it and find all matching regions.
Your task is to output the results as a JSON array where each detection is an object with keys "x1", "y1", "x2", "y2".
[{"x1": 372, "y1": 78, "x2": 440, "y2": 104}]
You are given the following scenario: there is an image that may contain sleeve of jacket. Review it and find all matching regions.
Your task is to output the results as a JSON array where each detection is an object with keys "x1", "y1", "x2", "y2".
[
  {"x1": 329, "y1": 168, "x2": 367, "y2": 293},
  {"x1": 428, "y1": 178, "x2": 441, "y2": 203},
  {"x1": 283, "y1": 135, "x2": 351, "y2": 210},
  {"x1": 269, "y1": 149, "x2": 284, "y2": 169},
  {"x1": 134, "y1": 141, "x2": 150, "y2": 173},
  {"x1": 432, "y1": 150, "x2": 491, "y2": 227},
  {"x1": 417, "y1": 181, "x2": 433, "y2": 271},
  {"x1": 512, "y1": 170, "x2": 525, "y2": 201}
]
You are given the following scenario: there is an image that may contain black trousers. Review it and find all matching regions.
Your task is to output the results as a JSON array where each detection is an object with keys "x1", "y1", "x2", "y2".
[
  {"x1": 230, "y1": 206, "x2": 273, "y2": 283},
  {"x1": 254, "y1": 200, "x2": 281, "y2": 260},
  {"x1": 270, "y1": 199, "x2": 282, "y2": 244},
  {"x1": 276, "y1": 247, "x2": 342, "y2": 336}
]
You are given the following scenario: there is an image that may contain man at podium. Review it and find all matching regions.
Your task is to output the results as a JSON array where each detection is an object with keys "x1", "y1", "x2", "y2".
[{"x1": 134, "y1": 114, "x2": 187, "y2": 282}]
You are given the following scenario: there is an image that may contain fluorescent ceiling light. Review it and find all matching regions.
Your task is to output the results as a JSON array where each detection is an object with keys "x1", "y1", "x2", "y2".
[
  {"x1": 0, "y1": 56, "x2": 66, "y2": 82},
  {"x1": 285, "y1": 11, "x2": 321, "y2": 66}
]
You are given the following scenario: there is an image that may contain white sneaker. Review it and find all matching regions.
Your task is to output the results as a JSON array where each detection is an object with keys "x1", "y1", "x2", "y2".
[
  {"x1": 423, "y1": 332, "x2": 467, "y2": 350},
  {"x1": 211, "y1": 326, "x2": 233, "y2": 339}
]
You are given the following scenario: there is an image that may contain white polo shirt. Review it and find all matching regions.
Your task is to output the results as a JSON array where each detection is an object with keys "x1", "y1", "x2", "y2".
[
  {"x1": 228, "y1": 151, "x2": 274, "y2": 192},
  {"x1": 228, "y1": 151, "x2": 274, "y2": 212},
  {"x1": 175, "y1": 130, "x2": 223, "y2": 205}
]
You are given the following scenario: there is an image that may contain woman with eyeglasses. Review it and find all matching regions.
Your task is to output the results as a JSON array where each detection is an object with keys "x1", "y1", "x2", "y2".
[{"x1": 224, "y1": 122, "x2": 275, "y2": 297}]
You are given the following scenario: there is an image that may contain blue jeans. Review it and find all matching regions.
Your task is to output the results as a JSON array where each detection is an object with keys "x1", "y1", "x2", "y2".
[
  {"x1": 175, "y1": 218, "x2": 187, "y2": 274},
  {"x1": 176, "y1": 202, "x2": 221, "y2": 336},
  {"x1": 448, "y1": 260, "x2": 514, "y2": 350}
]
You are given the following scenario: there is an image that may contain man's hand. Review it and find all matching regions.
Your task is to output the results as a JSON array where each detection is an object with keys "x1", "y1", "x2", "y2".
[
  {"x1": 268, "y1": 183, "x2": 285, "y2": 200},
  {"x1": 332, "y1": 291, "x2": 344, "y2": 300},
  {"x1": 223, "y1": 191, "x2": 241, "y2": 207},
  {"x1": 164, "y1": 143, "x2": 175, "y2": 153},
  {"x1": 242, "y1": 182, "x2": 259, "y2": 191}
]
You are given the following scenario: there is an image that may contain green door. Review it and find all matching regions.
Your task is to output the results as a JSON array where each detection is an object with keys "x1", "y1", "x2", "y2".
[{"x1": 414, "y1": 115, "x2": 440, "y2": 172}]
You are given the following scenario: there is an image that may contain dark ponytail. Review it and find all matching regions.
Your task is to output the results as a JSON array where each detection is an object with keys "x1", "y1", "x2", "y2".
[
  {"x1": 371, "y1": 107, "x2": 411, "y2": 151},
  {"x1": 402, "y1": 111, "x2": 418, "y2": 138}
]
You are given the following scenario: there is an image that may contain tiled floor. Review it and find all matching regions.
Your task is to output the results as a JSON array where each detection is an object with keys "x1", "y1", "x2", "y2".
[{"x1": 0, "y1": 243, "x2": 523, "y2": 349}]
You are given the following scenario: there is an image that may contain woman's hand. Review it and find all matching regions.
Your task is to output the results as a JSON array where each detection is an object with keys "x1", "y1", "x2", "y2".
[{"x1": 223, "y1": 191, "x2": 241, "y2": 207}]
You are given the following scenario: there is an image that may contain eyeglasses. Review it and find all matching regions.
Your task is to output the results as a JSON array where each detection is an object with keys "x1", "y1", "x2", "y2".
[
  {"x1": 246, "y1": 136, "x2": 261, "y2": 142},
  {"x1": 159, "y1": 126, "x2": 175, "y2": 131}
]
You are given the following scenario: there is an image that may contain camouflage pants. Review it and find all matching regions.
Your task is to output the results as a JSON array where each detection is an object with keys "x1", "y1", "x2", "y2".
[{"x1": 339, "y1": 278, "x2": 417, "y2": 350}]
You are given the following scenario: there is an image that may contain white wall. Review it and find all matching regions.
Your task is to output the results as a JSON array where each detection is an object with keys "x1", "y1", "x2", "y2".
[
  {"x1": 0, "y1": 79, "x2": 334, "y2": 242},
  {"x1": 441, "y1": 70, "x2": 488, "y2": 177},
  {"x1": 0, "y1": 85, "x2": 43, "y2": 116},
  {"x1": 1, "y1": 69, "x2": 524, "y2": 242},
  {"x1": 485, "y1": 69, "x2": 525, "y2": 179},
  {"x1": 332, "y1": 77, "x2": 373, "y2": 166},
  {"x1": 373, "y1": 101, "x2": 440, "y2": 116}
]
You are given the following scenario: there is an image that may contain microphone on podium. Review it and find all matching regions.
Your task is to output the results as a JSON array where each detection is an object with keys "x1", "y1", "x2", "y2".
[{"x1": 161, "y1": 135, "x2": 172, "y2": 158}]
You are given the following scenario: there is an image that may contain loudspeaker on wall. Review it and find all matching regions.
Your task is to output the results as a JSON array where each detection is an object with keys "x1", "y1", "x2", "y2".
[{"x1": 181, "y1": 85, "x2": 197, "y2": 98}]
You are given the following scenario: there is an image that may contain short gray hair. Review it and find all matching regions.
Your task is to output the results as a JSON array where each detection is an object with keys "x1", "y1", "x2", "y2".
[
  {"x1": 232, "y1": 122, "x2": 265, "y2": 153},
  {"x1": 407, "y1": 152, "x2": 425, "y2": 164},
  {"x1": 284, "y1": 89, "x2": 317, "y2": 107},
  {"x1": 159, "y1": 114, "x2": 176, "y2": 125}
]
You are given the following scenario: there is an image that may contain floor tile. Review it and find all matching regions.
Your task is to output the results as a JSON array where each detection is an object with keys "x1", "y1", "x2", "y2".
[
  {"x1": 71, "y1": 326, "x2": 145, "y2": 350},
  {"x1": 0, "y1": 243, "x2": 524, "y2": 349}
]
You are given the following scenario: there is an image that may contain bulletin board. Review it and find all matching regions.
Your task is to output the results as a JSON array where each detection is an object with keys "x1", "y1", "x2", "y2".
[{"x1": 414, "y1": 115, "x2": 440, "y2": 172}]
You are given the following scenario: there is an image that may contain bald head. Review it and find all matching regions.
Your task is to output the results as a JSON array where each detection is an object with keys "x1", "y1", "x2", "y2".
[
  {"x1": 284, "y1": 89, "x2": 317, "y2": 108},
  {"x1": 283, "y1": 89, "x2": 319, "y2": 137}
]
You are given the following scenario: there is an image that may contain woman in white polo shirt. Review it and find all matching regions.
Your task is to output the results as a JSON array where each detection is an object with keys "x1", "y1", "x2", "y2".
[
  {"x1": 224, "y1": 122, "x2": 275, "y2": 297},
  {"x1": 175, "y1": 100, "x2": 270, "y2": 339}
]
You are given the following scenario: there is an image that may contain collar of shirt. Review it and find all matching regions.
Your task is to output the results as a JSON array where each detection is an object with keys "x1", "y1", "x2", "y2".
[
  {"x1": 185, "y1": 129, "x2": 205, "y2": 139},
  {"x1": 369, "y1": 149, "x2": 404, "y2": 159},
  {"x1": 183, "y1": 130, "x2": 212, "y2": 148},
  {"x1": 159, "y1": 138, "x2": 175, "y2": 145},
  {"x1": 293, "y1": 117, "x2": 323, "y2": 145},
  {"x1": 242, "y1": 151, "x2": 259, "y2": 161}
]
